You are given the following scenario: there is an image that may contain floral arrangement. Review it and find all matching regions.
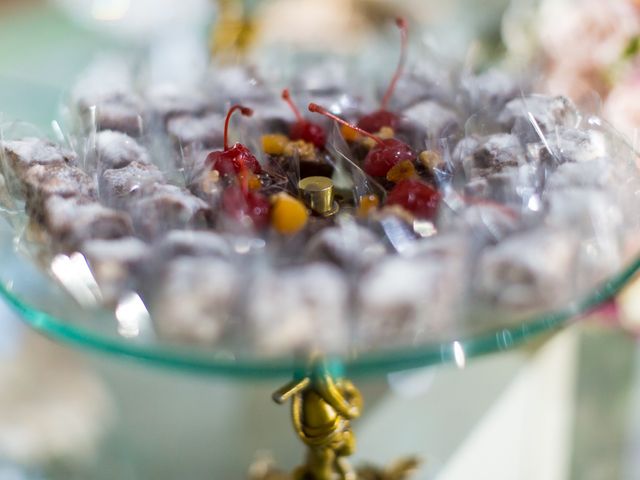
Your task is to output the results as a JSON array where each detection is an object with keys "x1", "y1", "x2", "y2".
[{"x1": 503, "y1": 0, "x2": 640, "y2": 142}]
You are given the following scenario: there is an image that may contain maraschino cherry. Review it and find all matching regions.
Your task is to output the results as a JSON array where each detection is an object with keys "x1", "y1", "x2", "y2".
[
  {"x1": 221, "y1": 184, "x2": 270, "y2": 229},
  {"x1": 207, "y1": 104, "x2": 269, "y2": 228},
  {"x1": 206, "y1": 105, "x2": 262, "y2": 176},
  {"x1": 357, "y1": 17, "x2": 408, "y2": 133},
  {"x1": 308, "y1": 103, "x2": 415, "y2": 177},
  {"x1": 387, "y1": 178, "x2": 440, "y2": 220},
  {"x1": 281, "y1": 89, "x2": 326, "y2": 149}
]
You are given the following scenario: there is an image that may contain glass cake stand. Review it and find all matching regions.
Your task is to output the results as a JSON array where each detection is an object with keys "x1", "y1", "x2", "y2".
[
  {"x1": 2, "y1": 4, "x2": 640, "y2": 479},
  {"x1": 1, "y1": 2, "x2": 632, "y2": 382}
]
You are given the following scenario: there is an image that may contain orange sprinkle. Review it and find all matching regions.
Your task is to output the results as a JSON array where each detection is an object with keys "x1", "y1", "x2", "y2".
[
  {"x1": 386, "y1": 160, "x2": 417, "y2": 183},
  {"x1": 340, "y1": 124, "x2": 360, "y2": 142},
  {"x1": 357, "y1": 194, "x2": 380, "y2": 217}
]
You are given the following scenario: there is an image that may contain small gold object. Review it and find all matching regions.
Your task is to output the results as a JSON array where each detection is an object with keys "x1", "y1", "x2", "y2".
[{"x1": 298, "y1": 176, "x2": 338, "y2": 216}]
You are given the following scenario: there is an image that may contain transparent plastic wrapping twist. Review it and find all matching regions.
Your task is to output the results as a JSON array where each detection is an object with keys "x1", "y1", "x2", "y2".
[{"x1": 0, "y1": 48, "x2": 639, "y2": 378}]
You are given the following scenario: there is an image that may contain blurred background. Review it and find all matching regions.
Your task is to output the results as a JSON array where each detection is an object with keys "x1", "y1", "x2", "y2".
[{"x1": 2, "y1": 0, "x2": 640, "y2": 479}]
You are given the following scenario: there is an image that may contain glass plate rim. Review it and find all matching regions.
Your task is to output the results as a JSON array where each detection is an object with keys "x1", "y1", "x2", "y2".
[{"x1": 1, "y1": 254, "x2": 637, "y2": 380}]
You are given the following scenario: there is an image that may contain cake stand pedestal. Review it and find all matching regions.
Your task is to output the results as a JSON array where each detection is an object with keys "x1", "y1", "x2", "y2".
[{"x1": 251, "y1": 361, "x2": 419, "y2": 480}]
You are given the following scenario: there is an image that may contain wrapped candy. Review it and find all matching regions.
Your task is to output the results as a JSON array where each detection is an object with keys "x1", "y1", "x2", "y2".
[
  {"x1": 40, "y1": 196, "x2": 133, "y2": 251},
  {"x1": 460, "y1": 69, "x2": 522, "y2": 116},
  {"x1": 93, "y1": 130, "x2": 151, "y2": 172},
  {"x1": 81, "y1": 237, "x2": 150, "y2": 306},
  {"x1": 476, "y1": 228, "x2": 579, "y2": 310},
  {"x1": 152, "y1": 257, "x2": 240, "y2": 345},
  {"x1": 498, "y1": 94, "x2": 580, "y2": 143},
  {"x1": 355, "y1": 242, "x2": 463, "y2": 346},
  {"x1": 1, "y1": 138, "x2": 77, "y2": 179},
  {"x1": 99, "y1": 161, "x2": 165, "y2": 208},
  {"x1": 167, "y1": 112, "x2": 225, "y2": 150},
  {"x1": 245, "y1": 264, "x2": 349, "y2": 355},
  {"x1": 71, "y1": 58, "x2": 144, "y2": 136},
  {"x1": 461, "y1": 133, "x2": 526, "y2": 179},
  {"x1": 127, "y1": 184, "x2": 212, "y2": 239},
  {"x1": 22, "y1": 164, "x2": 97, "y2": 218},
  {"x1": 144, "y1": 85, "x2": 211, "y2": 128}
]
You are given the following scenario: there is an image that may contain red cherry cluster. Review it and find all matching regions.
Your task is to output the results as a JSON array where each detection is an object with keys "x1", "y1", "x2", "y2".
[
  {"x1": 308, "y1": 103, "x2": 440, "y2": 220},
  {"x1": 206, "y1": 104, "x2": 269, "y2": 228},
  {"x1": 308, "y1": 103, "x2": 414, "y2": 178},
  {"x1": 357, "y1": 17, "x2": 408, "y2": 134},
  {"x1": 282, "y1": 89, "x2": 326, "y2": 149}
]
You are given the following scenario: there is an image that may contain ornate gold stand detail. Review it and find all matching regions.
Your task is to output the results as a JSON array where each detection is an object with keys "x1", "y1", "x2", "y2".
[{"x1": 250, "y1": 362, "x2": 419, "y2": 480}]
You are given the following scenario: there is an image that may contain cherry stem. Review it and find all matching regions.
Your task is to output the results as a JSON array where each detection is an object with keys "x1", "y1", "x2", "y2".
[
  {"x1": 308, "y1": 103, "x2": 385, "y2": 146},
  {"x1": 281, "y1": 89, "x2": 305, "y2": 123},
  {"x1": 224, "y1": 104, "x2": 253, "y2": 150},
  {"x1": 381, "y1": 17, "x2": 408, "y2": 111}
]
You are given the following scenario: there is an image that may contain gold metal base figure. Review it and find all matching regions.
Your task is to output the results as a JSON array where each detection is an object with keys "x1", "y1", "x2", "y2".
[{"x1": 250, "y1": 362, "x2": 419, "y2": 480}]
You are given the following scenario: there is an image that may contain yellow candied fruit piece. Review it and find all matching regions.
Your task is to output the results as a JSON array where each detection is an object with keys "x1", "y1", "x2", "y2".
[
  {"x1": 262, "y1": 134, "x2": 289, "y2": 155},
  {"x1": 270, "y1": 192, "x2": 309, "y2": 235},
  {"x1": 377, "y1": 127, "x2": 395, "y2": 139},
  {"x1": 340, "y1": 124, "x2": 360, "y2": 142},
  {"x1": 284, "y1": 140, "x2": 316, "y2": 161},
  {"x1": 357, "y1": 194, "x2": 380, "y2": 217},
  {"x1": 361, "y1": 137, "x2": 377, "y2": 150},
  {"x1": 419, "y1": 150, "x2": 442, "y2": 171},
  {"x1": 386, "y1": 160, "x2": 417, "y2": 183}
]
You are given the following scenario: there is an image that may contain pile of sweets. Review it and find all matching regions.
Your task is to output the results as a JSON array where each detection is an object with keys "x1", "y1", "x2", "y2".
[{"x1": 1, "y1": 19, "x2": 639, "y2": 356}]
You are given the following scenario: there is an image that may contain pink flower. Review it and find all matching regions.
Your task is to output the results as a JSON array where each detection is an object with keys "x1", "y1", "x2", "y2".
[
  {"x1": 538, "y1": 0, "x2": 640, "y2": 72},
  {"x1": 534, "y1": 0, "x2": 640, "y2": 102},
  {"x1": 604, "y1": 67, "x2": 640, "y2": 141}
]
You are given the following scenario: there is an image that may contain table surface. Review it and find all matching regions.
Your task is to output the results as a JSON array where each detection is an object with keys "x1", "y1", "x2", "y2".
[{"x1": 1, "y1": 3, "x2": 640, "y2": 479}]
